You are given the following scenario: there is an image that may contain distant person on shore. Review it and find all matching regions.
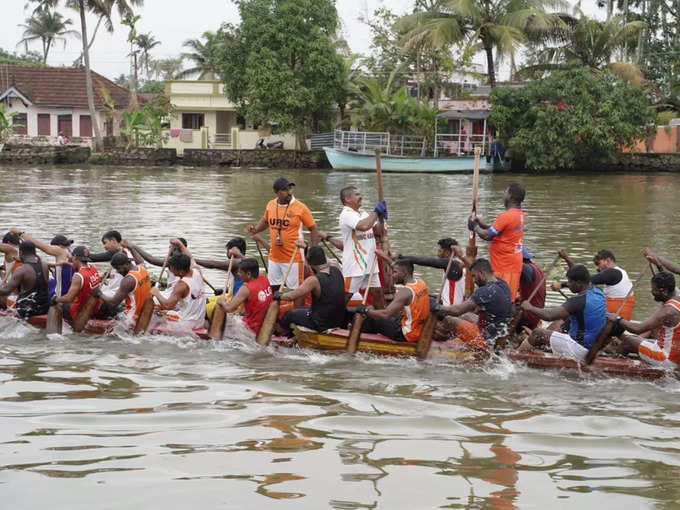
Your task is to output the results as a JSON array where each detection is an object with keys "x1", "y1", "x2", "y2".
[
  {"x1": 57, "y1": 132, "x2": 69, "y2": 145},
  {"x1": 467, "y1": 183, "x2": 526, "y2": 299}
]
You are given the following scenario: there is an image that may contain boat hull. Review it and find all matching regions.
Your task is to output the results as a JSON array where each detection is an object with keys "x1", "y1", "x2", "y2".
[{"x1": 323, "y1": 147, "x2": 493, "y2": 173}]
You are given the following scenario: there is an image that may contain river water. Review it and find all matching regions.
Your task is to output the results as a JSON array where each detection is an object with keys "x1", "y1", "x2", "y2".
[{"x1": 1, "y1": 166, "x2": 679, "y2": 509}]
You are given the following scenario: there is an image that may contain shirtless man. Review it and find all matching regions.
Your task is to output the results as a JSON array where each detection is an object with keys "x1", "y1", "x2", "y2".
[
  {"x1": 0, "y1": 242, "x2": 50, "y2": 318},
  {"x1": 0, "y1": 232, "x2": 21, "y2": 308}
]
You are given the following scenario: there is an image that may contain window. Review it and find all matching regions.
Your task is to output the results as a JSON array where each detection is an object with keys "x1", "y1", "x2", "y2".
[
  {"x1": 37, "y1": 114, "x2": 51, "y2": 136},
  {"x1": 57, "y1": 114, "x2": 72, "y2": 137},
  {"x1": 13, "y1": 113, "x2": 27, "y2": 135},
  {"x1": 182, "y1": 113, "x2": 204, "y2": 130}
]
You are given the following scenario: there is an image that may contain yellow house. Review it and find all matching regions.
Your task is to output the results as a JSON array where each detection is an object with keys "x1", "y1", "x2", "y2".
[{"x1": 164, "y1": 80, "x2": 295, "y2": 154}]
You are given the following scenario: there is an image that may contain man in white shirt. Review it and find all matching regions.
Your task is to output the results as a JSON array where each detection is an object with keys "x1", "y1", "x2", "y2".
[{"x1": 334, "y1": 185, "x2": 387, "y2": 309}]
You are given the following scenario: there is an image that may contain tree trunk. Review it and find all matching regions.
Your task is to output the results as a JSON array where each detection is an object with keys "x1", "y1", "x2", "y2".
[
  {"x1": 606, "y1": 0, "x2": 613, "y2": 20},
  {"x1": 484, "y1": 44, "x2": 496, "y2": 88},
  {"x1": 296, "y1": 129, "x2": 308, "y2": 151},
  {"x1": 130, "y1": 51, "x2": 139, "y2": 111},
  {"x1": 79, "y1": 1, "x2": 103, "y2": 151}
]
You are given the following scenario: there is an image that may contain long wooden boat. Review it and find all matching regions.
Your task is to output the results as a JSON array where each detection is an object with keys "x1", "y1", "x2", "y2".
[
  {"x1": 274, "y1": 326, "x2": 669, "y2": 380},
  {"x1": 323, "y1": 147, "x2": 494, "y2": 174}
]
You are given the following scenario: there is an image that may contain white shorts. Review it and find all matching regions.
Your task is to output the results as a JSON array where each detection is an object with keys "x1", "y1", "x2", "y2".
[
  {"x1": 549, "y1": 331, "x2": 588, "y2": 360},
  {"x1": 344, "y1": 272, "x2": 381, "y2": 294},
  {"x1": 222, "y1": 314, "x2": 256, "y2": 342},
  {"x1": 268, "y1": 261, "x2": 303, "y2": 289},
  {"x1": 638, "y1": 340, "x2": 677, "y2": 369}
]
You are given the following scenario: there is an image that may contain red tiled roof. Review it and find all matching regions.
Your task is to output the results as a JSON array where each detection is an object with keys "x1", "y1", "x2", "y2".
[{"x1": 0, "y1": 65, "x2": 137, "y2": 110}]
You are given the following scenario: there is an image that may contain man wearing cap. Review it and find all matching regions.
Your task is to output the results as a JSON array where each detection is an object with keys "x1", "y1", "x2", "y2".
[
  {"x1": 0, "y1": 241, "x2": 50, "y2": 318},
  {"x1": 10, "y1": 229, "x2": 76, "y2": 299},
  {"x1": 52, "y1": 245, "x2": 103, "y2": 322},
  {"x1": 92, "y1": 252, "x2": 151, "y2": 324},
  {"x1": 275, "y1": 246, "x2": 346, "y2": 336},
  {"x1": 518, "y1": 246, "x2": 546, "y2": 331},
  {"x1": 247, "y1": 177, "x2": 321, "y2": 299}
]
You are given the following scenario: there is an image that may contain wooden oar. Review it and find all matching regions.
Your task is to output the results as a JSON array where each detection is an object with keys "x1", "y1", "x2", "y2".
[
  {"x1": 322, "y1": 239, "x2": 342, "y2": 266},
  {"x1": 415, "y1": 252, "x2": 458, "y2": 360},
  {"x1": 254, "y1": 239, "x2": 269, "y2": 275},
  {"x1": 46, "y1": 303, "x2": 63, "y2": 335},
  {"x1": 496, "y1": 254, "x2": 562, "y2": 350},
  {"x1": 157, "y1": 246, "x2": 173, "y2": 288},
  {"x1": 256, "y1": 246, "x2": 300, "y2": 346},
  {"x1": 464, "y1": 147, "x2": 481, "y2": 297},
  {"x1": 375, "y1": 148, "x2": 395, "y2": 299},
  {"x1": 208, "y1": 255, "x2": 234, "y2": 340},
  {"x1": 346, "y1": 254, "x2": 378, "y2": 354},
  {"x1": 584, "y1": 264, "x2": 648, "y2": 365},
  {"x1": 134, "y1": 296, "x2": 155, "y2": 334}
]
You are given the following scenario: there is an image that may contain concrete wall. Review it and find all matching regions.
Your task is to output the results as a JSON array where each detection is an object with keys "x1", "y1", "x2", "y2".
[{"x1": 626, "y1": 126, "x2": 680, "y2": 153}]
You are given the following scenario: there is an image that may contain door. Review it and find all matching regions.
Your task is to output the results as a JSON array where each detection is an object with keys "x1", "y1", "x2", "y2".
[
  {"x1": 57, "y1": 115, "x2": 72, "y2": 137},
  {"x1": 79, "y1": 115, "x2": 92, "y2": 137},
  {"x1": 38, "y1": 114, "x2": 51, "y2": 136}
]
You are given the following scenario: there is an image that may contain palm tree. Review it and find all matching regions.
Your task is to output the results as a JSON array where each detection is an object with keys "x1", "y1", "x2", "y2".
[
  {"x1": 17, "y1": 9, "x2": 80, "y2": 64},
  {"x1": 135, "y1": 32, "x2": 160, "y2": 79},
  {"x1": 518, "y1": 9, "x2": 647, "y2": 76},
  {"x1": 177, "y1": 31, "x2": 221, "y2": 80},
  {"x1": 397, "y1": 0, "x2": 567, "y2": 88}
]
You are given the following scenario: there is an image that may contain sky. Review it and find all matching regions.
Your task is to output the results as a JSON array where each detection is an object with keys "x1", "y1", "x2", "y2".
[{"x1": 1, "y1": 0, "x2": 602, "y2": 82}]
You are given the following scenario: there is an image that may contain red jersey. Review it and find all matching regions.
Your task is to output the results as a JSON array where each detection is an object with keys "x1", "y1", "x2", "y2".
[
  {"x1": 244, "y1": 274, "x2": 273, "y2": 333},
  {"x1": 489, "y1": 207, "x2": 524, "y2": 273},
  {"x1": 70, "y1": 264, "x2": 101, "y2": 319}
]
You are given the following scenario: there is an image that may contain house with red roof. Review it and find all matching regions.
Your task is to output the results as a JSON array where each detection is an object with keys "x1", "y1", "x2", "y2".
[{"x1": 0, "y1": 64, "x2": 136, "y2": 143}]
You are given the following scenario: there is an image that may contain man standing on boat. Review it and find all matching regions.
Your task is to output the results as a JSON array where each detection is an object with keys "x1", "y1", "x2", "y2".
[
  {"x1": 0, "y1": 241, "x2": 49, "y2": 318},
  {"x1": 468, "y1": 183, "x2": 525, "y2": 300},
  {"x1": 247, "y1": 177, "x2": 321, "y2": 300},
  {"x1": 333, "y1": 185, "x2": 387, "y2": 309},
  {"x1": 556, "y1": 248, "x2": 634, "y2": 320},
  {"x1": 398, "y1": 237, "x2": 466, "y2": 306},
  {"x1": 519, "y1": 264, "x2": 606, "y2": 360},
  {"x1": 354, "y1": 259, "x2": 430, "y2": 342},
  {"x1": 217, "y1": 258, "x2": 272, "y2": 341},
  {"x1": 435, "y1": 258, "x2": 513, "y2": 350},
  {"x1": 613, "y1": 272, "x2": 680, "y2": 370},
  {"x1": 275, "y1": 246, "x2": 346, "y2": 336}
]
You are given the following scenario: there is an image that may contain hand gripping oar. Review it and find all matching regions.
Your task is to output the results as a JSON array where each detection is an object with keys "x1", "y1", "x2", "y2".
[
  {"x1": 346, "y1": 254, "x2": 378, "y2": 354},
  {"x1": 256, "y1": 245, "x2": 300, "y2": 346},
  {"x1": 322, "y1": 239, "x2": 342, "y2": 266},
  {"x1": 584, "y1": 264, "x2": 648, "y2": 365},
  {"x1": 208, "y1": 255, "x2": 234, "y2": 340},
  {"x1": 464, "y1": 147, "x2": 481, "y2": 298},
  {"x1": 157, "y1": 245, "x2": 173, "y2": 287},
  {"x1": 415, "y1": 251, "x2": 458, "y2": 360}
]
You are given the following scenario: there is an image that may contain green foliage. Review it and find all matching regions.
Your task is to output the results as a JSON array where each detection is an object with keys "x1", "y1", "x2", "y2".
[
  {"x1": 18, "y1": 9, "x2": 79, "y2": 64},
  {"x1": 178, "y1": 31, "x2": 222, "y2": 80},
  {"x1": 657, "y1": 110, "x2": 679, "y2": 125},
  {"x1": 0, "y1": 104, "x2": 20, "y2": 143},
  {"x1": 219, "y1": 0, "x2": 346, "y2": 149},
  {"x1": 139, "y1": 80, "x2": 164, "y2": 93},
  {"x1": 120, "y1": 94, "x2": 174, "y2": 149},
  {"x1": 490, "y1": 67, "x2": 655, "y2": 171},
  {"x1": 0, "y1": 47, "x2": 43, "y2": 65}
]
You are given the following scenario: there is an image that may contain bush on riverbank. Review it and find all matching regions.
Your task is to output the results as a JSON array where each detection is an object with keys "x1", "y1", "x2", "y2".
[{"x1": 490, "y1": 68, "x2": 656, "y2": 171}]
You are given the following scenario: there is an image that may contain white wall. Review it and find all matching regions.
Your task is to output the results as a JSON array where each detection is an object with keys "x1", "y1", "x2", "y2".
[{"x1": 6, "y1": 97, "x2": 105, "y2": 138}]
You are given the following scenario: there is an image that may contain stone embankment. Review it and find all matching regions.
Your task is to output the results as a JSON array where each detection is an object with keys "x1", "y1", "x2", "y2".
[
  {"x1": 0, "y1": 144, "x2": 90, "y2": 165},
  {"x1": 182, "y1": 149, "x2": 330, "y2": 168}
]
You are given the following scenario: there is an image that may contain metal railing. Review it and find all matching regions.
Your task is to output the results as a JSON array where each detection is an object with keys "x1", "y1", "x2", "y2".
[
  {"x1": 309, "y1": 132, "x2": 334, "y2": 151},
  {"x1": 213, "y1": 132, "x2": 232, "y2": 147},
  {"x1": 434, "y1": 133, "x2": 493, "y2": 157}
]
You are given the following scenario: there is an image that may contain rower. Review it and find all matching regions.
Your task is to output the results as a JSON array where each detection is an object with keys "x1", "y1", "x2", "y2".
[
  {"x1": 149, "y1": 253, "x2": 206, "y2": 331},
  {"x1": 91, "y1": 252, "x2": 151, "y2": 324},
  {"x1": 335, "y1": 185, "x2": 386, "y2": 308},
  {"x1": 124, "y1": 237, "x2": 188, "y2": 288},
  {"x1": 643, "y1": 248, "x2": 680, "y2": 275},
  {"x1": 398, "y1": 237, "x2": 465, "y2": 306},
  {"x1": 275, "y1": 246, "x2": 346, "y2": 336},
  {"x1": 89, "y1": 230, "x2": 137, "y2": 297},
  {"x1": 216, "y1": 258, "x2": 273, "y2": 341},
  {"x1": 467, "y1": 183, "x2": 526, "y2": 299},
  {"x1": 614, "y1": 272, "x2": 680, "y2": 371},
  {"x1": 196, "y1": 237, "x2": 247, "y2": 320},
  {"x1": 247, "y1": 177, "x2": 321, "y2": 303},
  {"x1": 0, "y1": 232, "x2": 21, "y2": 308},
  {"x1": 0, "y1": 241, "x2": 49, "y2": 318},
  {"x1": 520, "y1": 264, "x2": 606, "y2": 360},
  {"x1": 435, "y1": 258, "x2": 513, "y2": 350},
  {"x1": 557, "y1": 248, "x2": 634, "y2": 320},
  {"x1": 518, "y1": 246, "x2": 546, "y2": 331},
  {"x1": 355, "y1": 259, "x2": 429, "y2": 342}
]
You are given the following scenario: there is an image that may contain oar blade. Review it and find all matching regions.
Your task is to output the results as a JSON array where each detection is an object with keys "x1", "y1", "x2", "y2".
[
  {"x1": 134, "y1": 297, "x2": 155, "y2": 335},
  {"x1": 415, "y1": 313, "x2": 437, "y2": 360},
  {"x1": 346, "y1": 314, "x2": 365, "y2": 354},
  {"x1": 46, "y1": 304, "x2": 63, "y2": 335},
  {"x1": 256, "y1": 301, "x2": 280, "y2": 345},
  {"x1": 208, "y1": 304, "x2": 227, "y2": 340}
]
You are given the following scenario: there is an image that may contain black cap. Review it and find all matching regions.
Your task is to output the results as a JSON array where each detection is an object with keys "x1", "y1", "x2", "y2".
[
  {"x1": 273, "y1": 177, "x2": 295, "y2": 192},
  {"x1": 306, "y1": 246, "x2": 326, "y2": 266},
  {"x1": 50, "y1": 234, "x2": 74, "y2": 247},
  {"x1": 72, "y1": 245, "x2": 92, "y2": 262},
  {"x1": 111, "y1": 251, "x2": 132, "y2": 267}
]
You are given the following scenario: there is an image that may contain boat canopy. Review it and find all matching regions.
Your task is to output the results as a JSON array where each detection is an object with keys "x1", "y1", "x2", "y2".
[{"x1": 436, "y1": 109, "x2": 490, "y2": 120}]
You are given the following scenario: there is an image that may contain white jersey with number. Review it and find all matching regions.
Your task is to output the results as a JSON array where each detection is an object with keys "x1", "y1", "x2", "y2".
[{"x1": 339, "y1": 206, "x2": 377, "y2": 278}]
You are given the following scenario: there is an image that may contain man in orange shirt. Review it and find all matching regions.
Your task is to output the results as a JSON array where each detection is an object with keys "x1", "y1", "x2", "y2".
[
  {"x1": 247, "y1": 177, "x2": 322, "y2": 299},
  {"x1": 468, "y1": 183, "x2": 525, "y2": 299}
]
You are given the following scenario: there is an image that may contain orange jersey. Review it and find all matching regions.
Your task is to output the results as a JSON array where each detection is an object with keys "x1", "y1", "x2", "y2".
[
  {"x1": 264, "y1": 197, "x2": 315, "y2": 263},
  {"x1": 125, "y1": 266, "x2": 152, "y2": 319},
  {"x1": 401, "y1": 278, "x2": 430, "y2": 342},
  {"x1": 489, "y1": 208, "x2": 524, "y2": 273}
]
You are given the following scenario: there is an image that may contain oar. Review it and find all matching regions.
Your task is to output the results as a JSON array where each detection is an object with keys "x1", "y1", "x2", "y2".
[
  {"x1": 346, "y1": 254, "x2": 378, "y2": 355},
  {"x1": 134, "y1": 296, "x2": 155, "y2": 334},
  {"x1": 256, "y1": 245, "x2": 300, "y2": 346},
  {"x1": 322, "y1": 239, "x2": 342, "y2": 266},
  {"x1": 584, "y1": 264, "x2": 648, "y2": 365},
  {"x1": 254, "y1": 239, "x2": 269, "y2": 275},
  {"x1": 157, "y1": 246, "x2": 173, "y2": 287},
  {"x1": 496, "y1": 254, "x2": 562, "y2": 350},
  {"x1": 375, "y1": 148, "x2": 395, "y2": 299},
  {"x1": 415, "y1": 251, "x2": 458, "y2": 360},
  {"x1": 46, "y1": 303, "x2": 63, "y2": 335},
  {"x1": 464, "y1": 146, "x2": 481, "y2": 298},
  {"x1": 208, "y1": 255, "x2": 234, "y2": 340}
]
